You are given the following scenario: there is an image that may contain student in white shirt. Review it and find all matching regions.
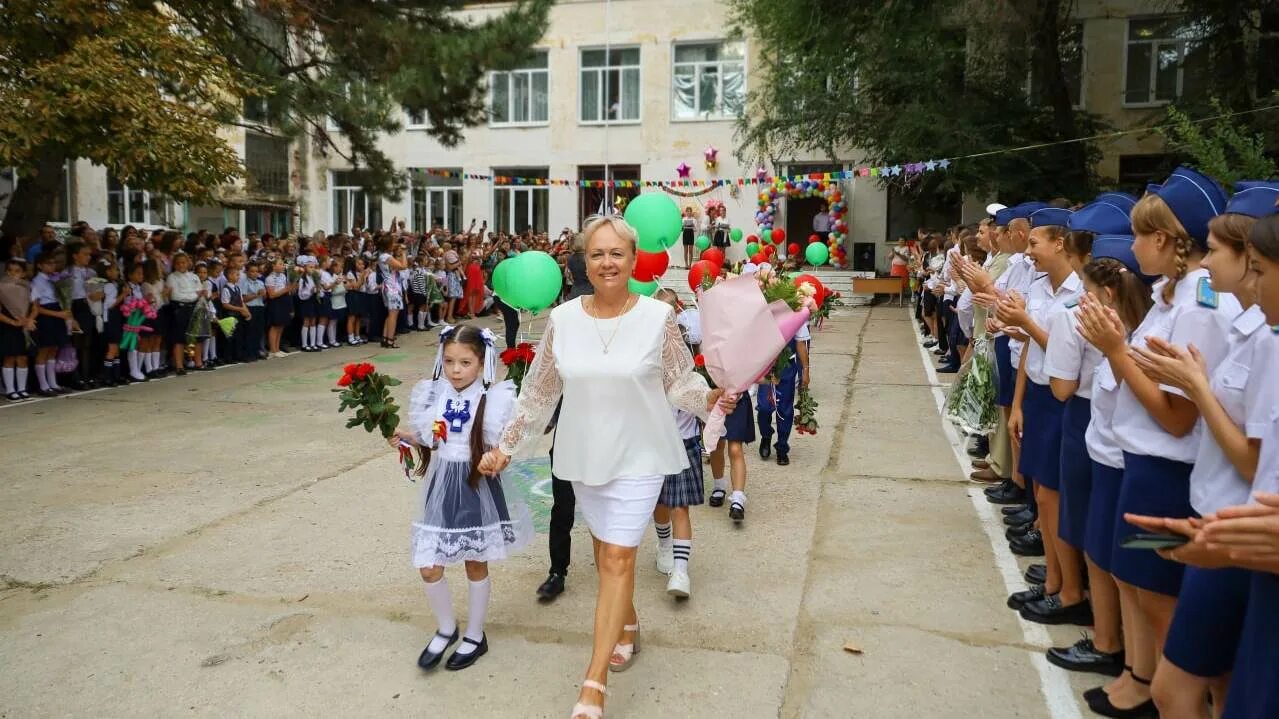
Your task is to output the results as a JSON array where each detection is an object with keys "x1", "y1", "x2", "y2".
[{"x1": 165, "y1": 252, "x2": 204, "y2": 374}]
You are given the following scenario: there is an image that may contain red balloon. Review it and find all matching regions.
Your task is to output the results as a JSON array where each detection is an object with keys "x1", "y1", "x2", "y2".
[
  {"x1": 763, "y1": 244, "x2": 775, "y2": 255},
  {"x1": 808, "y1": 234, "x2": 821, "y2": 244},
  {"x1": 632, "y1": 249, "x2": 670, "y2": 282},
  {"x1": 793, "y1": 273, "x2": 826, "y2": 302},
  {"x1": 751, "y1": 252, "x2": 768, "y2": 264},
  {"x1": 700, "y1": 247, "x2": 725, "y2": 269},
  {"x1": 688, "y1": 260, "x2": 717, "y2": 291},
  {"x1": 746, "y1": 234, "x2": 759, "y2": 245},
  {"x1": 770, "y1": 228, "x2": 786, "y2": 244},
  {"x1": 788, "y1": 243, "x2": 801, "y2": 255}
]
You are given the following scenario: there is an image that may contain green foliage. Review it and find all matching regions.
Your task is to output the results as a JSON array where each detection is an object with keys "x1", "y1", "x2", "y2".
[{"x1": 1161, "y1": 100, "x2": 1278, "y2": 185}]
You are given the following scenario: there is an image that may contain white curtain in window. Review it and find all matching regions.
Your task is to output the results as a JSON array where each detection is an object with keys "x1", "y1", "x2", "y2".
[
  {"x1": 582, "y1": 71, "x2": 601, "y2": 121},
  {"x1": 673, "y1": 67, "x2": 697, "y2": 117},
  {"x1": 491, "y1": 76, "x2": 510, "y2": 123},
  {"x1": 621, "y1": 68, "x2": 640, "y2": 119},
  {"x1": 722, "y1": 64, "x2": 745, "y2": 115},
  {"x1": 532, "y1": 71, "x2": 549, "y2": 121}
]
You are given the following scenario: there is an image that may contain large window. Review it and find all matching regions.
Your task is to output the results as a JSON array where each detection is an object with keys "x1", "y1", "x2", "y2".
[
  {"x1": 244, "y1": 132, "x2": 290, "y2": 196},
  {"x1": 493, "y1": 168, "x2": 549, "y2": 235},
  {"x1": 5, "y1": 163, "x2": 72, "y2": 224},
  {"x1": 331, "y1": 170, "x2": 382, "y2": 233},
  {"x1": 578, "y1": 166, "x2": 640, "y2": 225},
  {"x1": 489, "y1": 51, "x2": 549, "y2": 126},
  {"x1": 108, "y1": 173, "x2": 173, "y2": 226},
  {"x1": 409, "y1": 168, "x2": 463, "y2": 233},
  {"x1": 1124, "y1": 17, "x2": 1207, "y2": 105},
  {"x1": 672, "y1": 41, "x2": 746, "y2": 120},
  {"x1": 580, "y1": 48, "x2": 641, "y2": 123}
]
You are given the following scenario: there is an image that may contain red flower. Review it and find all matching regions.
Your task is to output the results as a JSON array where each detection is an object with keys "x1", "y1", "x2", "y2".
[
  {"x1": 337, "y1": 374, "x2": 352, "y2": 387},
  {"x1": 693, "y1": 354, "x2": 706, "y2": 367},
  {"x1": 500, "y1": 347, "x2": 518, "y2": 365},
  {"x1": 343, "y1": 363, "x2": 358, "y2": 376},
  {"x1": 518, "y1": 346, "x2": 536, "y2": 363},
  {"x1": 516, "y1": 342, "x2": 535, "y2": 352},
  {"x1": 353, "y1": 363, "x2": 375, "y2": 380}
]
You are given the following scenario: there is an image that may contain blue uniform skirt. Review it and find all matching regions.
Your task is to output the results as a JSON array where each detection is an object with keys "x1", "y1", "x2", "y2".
[
  {"x1": 296, "y1": 295, "x2": 318, "y2": 319},
  {"x1": 1058, "y1": 396, "x2": 1092, "y2": 548},
  {"x1": 994, "y1": 336, "x2": 1014, "y2": 407},
  {"x1": 102, "y1": 307, "x2": 124, "y2": 345},
  {"x1": 266, "y1": 294, "x2": 293, "y2": 327},
  {"x1": 1223, "y1": 571, "x2": 1279, "y2": 719},
  {"x1": 1085, "y1": 461, "x2": 1123, "y2": 572},
  {"x1": 1164, "y1": 566, "x2": 1251, "y2": 678},
  {"x1": 1017, "y1": 381, "x2": 1066, "y2": 490},
  {"x1": 722, "y1": 392, "x2": 756, "y2": 443},
  {"x1": 35, "y1": 303, "x2": 68, "y2": 348},
  {"x1": 1111, "y1": 452, "x2": 1194, "y2": 596}
]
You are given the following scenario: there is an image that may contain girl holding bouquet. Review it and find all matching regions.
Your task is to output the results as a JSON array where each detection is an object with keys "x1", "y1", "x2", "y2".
[
  {"x1": 389, "y1": 325, "x2": 532, "y2": 672},
  {"x1": 97, "y1": 260, "x2": 126, "y2": 386}
]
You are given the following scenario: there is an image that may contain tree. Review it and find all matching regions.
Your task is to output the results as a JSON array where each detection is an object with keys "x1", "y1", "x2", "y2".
[
  {"x1": 0, "y1": 0, "x2": 552, "y2": 239},
  {"x1": 729, "y1": 0, "x2": 1104, "y2": 206},
  {"x1": 1161, "y1": 100, "x2": 1278, "y2": 185}
]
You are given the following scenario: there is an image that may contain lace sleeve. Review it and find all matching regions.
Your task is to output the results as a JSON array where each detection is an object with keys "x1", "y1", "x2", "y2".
[
  {"x1": 662, "y1": 310, "x2": 711, "y2": 419},
  {"x1": 498, "y1": 320, "x2": 564, "y2": 455}
]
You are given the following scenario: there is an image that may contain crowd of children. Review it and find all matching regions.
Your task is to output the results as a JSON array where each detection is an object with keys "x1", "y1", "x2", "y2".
[{"x1": 917, "y1": 169, "x2": 1279, "y2": 719}]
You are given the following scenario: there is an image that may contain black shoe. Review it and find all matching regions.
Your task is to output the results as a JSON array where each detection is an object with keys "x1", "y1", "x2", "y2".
[
  {"x1": 1002, "y1": 504, "x2": 1030, "y2": 517},
  {"x1": 986, "y1": 484, "x2": 1027, "y2": 505},
  {"x1": 729, "y1": 501, "x2": 744, "y2": 522},
  {"x1": 966, "y1": 436, "x2": 988, "y2": 458},
  {"x1": 1047, "y1": 637, "x2": 1124, "y2": 676},
  {"x1": 1010, "y1": 529, "x2": 1045, "y2": 557},
  {"x1": 1021, "y1": 595, "x2": 1094, "y2": 626},
  {"x1": 176, "y1": 368, "x2": 187, "y2": 376},
  {"x1": 445, "y1": 634, "x2": 487, "y2": 670},
  {"x1": 1024, "y1": 564, "x2": 1048, "y2": 584},
  {"x1": 1006, "y1": 521, "x2": 1035, "y2": 540},
  {"x1": 417, "y1": 629, "x2": 458, "y2": 670},
  {"x1": 1007, "y1": 584, "x2": 1045, "y2": 610},
  {"x1": 536, "y1": 572, "x2": 566, "y2": 601},
  {"x1": 1004, "y1": 508, "x2": 1036, "y2": 526},
  {"x1": 936, "y1": 365, "x2": 960, "y2": 374},
  {"x1": 776, "y1": 452, "x2": 789, "y2": 466},
  {"x1": 1087, "y1": 689, "x2": 1156, "y2": 718},
  {"x1": 708, "y1": 489, "x2": 725, "y2": 507},
  {"x1": 759, "y1": 442, "x2": 772, "y2": 460}
]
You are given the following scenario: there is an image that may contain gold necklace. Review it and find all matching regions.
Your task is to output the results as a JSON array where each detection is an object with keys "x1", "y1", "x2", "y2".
[{"x1": 587, "y1": 295, "x2": 635, "y2": 354}]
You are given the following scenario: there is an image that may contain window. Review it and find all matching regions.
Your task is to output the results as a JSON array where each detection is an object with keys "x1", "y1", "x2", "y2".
[
  {"x1": 244, "y1": 208, "x2": 291, "y2": 237},
  {"x1": 107, "y1": 173, "x2": 173, "y2": 226},
  {"x1": 1260, "y1": 10, "x2": 1279, "y2": 97},
  {"x1": 1124, "y1": 16, "x2": 1207, "y2": 105},
  {"x1": 405, "y1": 106, "x2": 427, "y2": 129},
  {"x1": 244, "y1": 132, "x2": 290, "y2": 196},
  {"x1": 3, "y1": 163, "x2": 72, "y2": 224},
  {"x1": 493, "y1": 168, "x2": 549, "y2": 234},
  {"x1": 580, "y1": 48, "x2": 641, "y2": 123},
  {"x1": 578, "y1": 165, "x2": 640, "y2": 225},
  {"x1": 672, "y1": 41, "x2": 746, "y2": 120},
  {"x1": 489, "y1": 51, "x2": 549, "y2": 126},
  {"x1": 408, "y1": 169, "x2": 463, "y2": 232},
  {"x1": 331, "y1": 170, "x2": 382, "y2": 233}
]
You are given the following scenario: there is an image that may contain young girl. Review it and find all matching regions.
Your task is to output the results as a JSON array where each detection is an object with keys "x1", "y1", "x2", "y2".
[
  {"x1": 165, "y1": 253, "x2": 202, "y2": 375},
  {"x1": 361, "y1": 255, "x2": 382, "y2": 343},
  {"x1": 377, "y1": 236, "x2": 408, "y2": 348},
  {"x1": 264, "y1": 257, "x2": 294, "y2": 358},
  {"x1": 408, "y1": 256, "x2": 430, "y2": 331},
  {"x1": 30, "y1": 253, "x2": 71, "y2": 396},
  {"x1": 343, "y1": 256, "x2": 365, "y2": 345},
  {"x1": 295, "y1": 259, "x2": 320, "y2": 352},
  {"x1": 0, "y1": 258, "x2": 35, "y2": 400},
  {"x1": 652, "y1": 289, "x2": 704, "y2": 598},
  {"x1": 680, "y1": 206, "x2": 697, "y2": 268},
  {"x1": 324, "y1": 258, "x2": 346, "y2": 349},
  {"x1": 196, "y1": 262, "x2": 216, "y2": 368},
  {"x1": 443, "y1": 242, "x2": 463, "y2": 323},
  {"x1": 997, "y1": 208, "x2": 1086, "y2": 625},
  {"x1": 391, "y1": 325, "x2": 532, "y2": 671},
  {"x1": 462, "y1": 250, "x2": 484, "y2": 319},
  {"x1": 97, "y1": 260, "x2": 126, "y2": 386},
  {"x1": 708, "y1": 360, "x2": 754, "y2": 523},
  {"x1": 317, "y1": 257, "x2": 335, "y2": 349},
  {"x1": 1076, "y1": 167, "x2": 1238, "y2": 717},
  {"x1": 430, "y1": 258, "x2": 447, "y2": 325}
]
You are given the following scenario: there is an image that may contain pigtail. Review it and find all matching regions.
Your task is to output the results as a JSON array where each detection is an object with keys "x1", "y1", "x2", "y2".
[
  {"x1": 466, "y1": 390, "x2": 489, "y2": 488},
  {"x1": 1164, "y1": 235, "x2": 1190, "y2": 304},
  {"x1": 414, "y1": 445, "x2": 431, "y2": 478}
]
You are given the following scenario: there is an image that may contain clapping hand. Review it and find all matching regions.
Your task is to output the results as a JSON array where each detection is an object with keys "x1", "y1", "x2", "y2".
[
  {"x1": 994, "y1": 290, "x2": 1028, "y2": 327},
  {"x1": 1199, "y1": 493, "x2": 1279, "y2": 571},
  {"x1": 1129, "y1": 336, "x2": 1208, "y2": 395},
  {"x1": 1075, "y1": 293, "x2": 1128, "y2": 356}
]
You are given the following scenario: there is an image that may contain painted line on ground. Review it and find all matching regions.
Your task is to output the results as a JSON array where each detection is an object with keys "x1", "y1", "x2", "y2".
[{"x1": 907, "y1": 308, "x2": 1082, "y2": 719}]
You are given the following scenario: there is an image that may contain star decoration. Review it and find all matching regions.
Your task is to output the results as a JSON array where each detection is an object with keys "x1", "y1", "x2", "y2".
[
  {"x1": 925, "y1": 160, "x2": 938, "y2": 171},
  {"x1": 676, "y1": 162, "x2": 692, "y2": 178},
  {"x1": 938, "y1": 159, "x2": 952, "y2": 169}
]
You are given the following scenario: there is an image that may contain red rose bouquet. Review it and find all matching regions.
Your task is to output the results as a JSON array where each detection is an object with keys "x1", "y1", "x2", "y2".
[
  {"x1": 335, "y1": 362, "x2": 418, "y2": 478},
  {"x1": 795, "y1": 386, "x2": 819, "y2": 435},
  {"x1": 500, "y1": 342, "x2": 536, "y2": 394},
  {"x1": 692, "y1": 353, "x2": 715, "y2": 388}
]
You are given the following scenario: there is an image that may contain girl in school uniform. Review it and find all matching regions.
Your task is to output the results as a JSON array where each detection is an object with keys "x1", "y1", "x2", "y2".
[
  {"x1": 1076, "y1": 166, "x2": 1238, "y2": 718},
  {"x1": 264, "y1": 257, "x2": 295, "y2": 358},
  {"x1": 123, "y1": 262, "x2": 149, "y2": 382},
  {"x1": 390, "y1": 325, "x2": 532, "y2": 672},
  {"x1": 361, "y1": 254, "x2": 383, "y2": 343},
  {"x1": 377, "y1": 236, "x2": 408, "y2": 348},
  {"x1": 295, "y1": 258, "x2": 320, "y2": 352},
  {"x1": 680, "y1": 206, "x2": 697, "y2": 268},
  {"x1": 30, "y1": 253, "x2": 72, "y2": 395},
  {"x1": 407, "y1": 255, "x2": 431, "y2": 330},
  {"x1": 97, "y1": 260, "x2": 126, "y2": 386},
  {"x1": 317, "y1": 257, "x2": 336, "y2": 349},
  {"x1": 166, "y1": 253, "x2": 203, "y2": 375},
  {"x1": 709, "y1": 355, "x2": 754, "y2": 523},
  {"x1": 1123, "y1": 184, "x2": 1279, "y2": 717},
  {"x1": 324, "y1": 258, "x2": 346, "y2": 349},
  {"x1": 141, "y1": 259, "x2": 167, "y2": 377},
  {"x1": 1, "y1": 258, "x2": 35, "y2": 400},
  {"x1": 996, "y1": 207, "x2": 1088, "y2": 625},
  {"x1": 343, "y1": 256, "x2": 365, "y2": 345}
]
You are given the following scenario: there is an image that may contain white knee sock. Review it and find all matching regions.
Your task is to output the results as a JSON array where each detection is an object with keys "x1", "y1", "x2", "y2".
[
  {"x1": 654, "y1": 521, "x2": 672, "y2": 551},
  {"x1": 44, "y1": 361, "x2": 60, "y2": 389},
  {"x1": 34, "y1": 363, "x2": 50, "y2": 391},
  {"x1": 2, "y1": 366, "x2": 14, "y2": 394},
  {"x1": 310, "y1": 325, "x2": 319, "y2": 347},
  {"x1": 713, "y1": 477, "x2": 728, "y2": 493},
  {"x1": 456, "y1": 577, "x2": 490, "y2": 654},
  {"x1": 418, "y1": 310, "x2": 429, "y2": 328},
  {"x1": 673, "y1": 539, "x2": 692, "y2": 573},
  {"x1": 422, "y1": 577, "x2": 457, "y2": 652},
  {"x1": 147, "y1": 351, "x2": 159, "y2": 372},
  {"x1": 16, "y1": 366, "x2": 28, "y2": 393},
  {"x1": 327, "y1": 322, "x2": 338, "y2": 345},
  {"x1": 128, "y1": 351, "x2": 141, "y2": 379}
]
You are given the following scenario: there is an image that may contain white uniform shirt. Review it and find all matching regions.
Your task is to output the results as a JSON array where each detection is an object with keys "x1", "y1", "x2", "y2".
[
  {"x1": 265, "y1": 272, "x2": 288, "y2": 297},
  {"x1": 1023, "y1": 272, "x2": 1084, "y2": 386},
  {"x1": 31, "y1": 273, "x2": 58, "y2": 305},
  {"x1": 1249, "y1": 339, "x2": 1279, "y2": 496},
  {"x1": 997, "y1": 254, "x2": 1040, "y2": 367},
  {"x1": 1189, "y1": 306, "x2": 1279, "y2": 514},
  {"x1": 69, "y1": 265, "x2": 95, "y2": 300},
  {"x1": 166, "y1": 271, "x2": 201, "y2": 303},
  {"x1": 672, "y1": 408, "x2": 700, "y2": 440},
  {"x1": 1086, "y1": 361, "x2": 1125, "y2": 469},
  {"x1": 677, "y1": 308, "x2": 702, "y2": 345},
  {"x1": 1044, "y1": 306, "x2": 1103, "y2": 399},
  {"x1": 1112, "y1": 269, "x2": 1243, "y2": 463},
  {"x1": 943, "y1": 246, "x2": 962, "y2": 299},
  {"x1": 296, "y1": 271, "x2": 315, "y2": 300}
]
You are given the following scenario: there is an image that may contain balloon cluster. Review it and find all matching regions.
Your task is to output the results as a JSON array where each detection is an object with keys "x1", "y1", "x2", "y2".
[
  {"x1": 754, "y1": 176, "x2": 848, "y2": 267},
  {"x1": 624, "y1": 193, "x2": 684, "y2": 296},
  {"x1": 704, "y1": 146, "x2": 718, "y2": 171}
]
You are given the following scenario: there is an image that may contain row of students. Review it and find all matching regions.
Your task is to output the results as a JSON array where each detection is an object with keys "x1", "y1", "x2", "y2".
[{"x1": 958, "y1": 168, "x2": 1279, "y2": 718}]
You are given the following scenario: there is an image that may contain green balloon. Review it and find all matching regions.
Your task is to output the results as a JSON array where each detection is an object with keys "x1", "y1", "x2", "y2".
[
  {"x1": 694, "y1": 234, "x2": 711, "y2": 251},
  {"x1": 746, "y1": 242, "x2": 760, "y2": 257},
  {"x1": 805, "y1": 242, "x2": 830, "y2": 266},
  {"x1": 494, "y1": 251, "x2": 561, "y2": 313},
  {"x1": 623, "y1": 192, "x2": 683, "y2": 252},
  {"x1": 628, "y1": 277, "x2": 659, "y2": 296},
  {"x1": 730, "y1": 228, "x2": 744, "y2": 243}
]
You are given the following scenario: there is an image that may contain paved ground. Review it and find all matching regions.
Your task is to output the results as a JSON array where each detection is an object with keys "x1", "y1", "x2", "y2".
[{"x1": 0, "y1": 306, "x2": 1095, "y2": 718}]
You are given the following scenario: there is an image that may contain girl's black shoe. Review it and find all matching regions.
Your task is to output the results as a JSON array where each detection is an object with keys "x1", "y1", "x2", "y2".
[
  {"x1": 417, "y1": 630, "x2": 458, "y2": 670},
  {"x1": 445, "y1": 635, "x2": 488, "y2": 671}
]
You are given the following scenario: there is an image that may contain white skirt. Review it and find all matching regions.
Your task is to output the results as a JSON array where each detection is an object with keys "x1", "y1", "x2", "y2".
[{"x1": 574, "y1": 474, "x2": 664, "y2": 547}]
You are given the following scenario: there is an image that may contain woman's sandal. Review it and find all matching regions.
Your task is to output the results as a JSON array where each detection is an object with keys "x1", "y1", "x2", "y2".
[
  {"x1": 608, "y1": 624, "x2": 640, "y2": 672},
  {"x1": 570, "y1": 679, "x2": 607, "y2": 719}
]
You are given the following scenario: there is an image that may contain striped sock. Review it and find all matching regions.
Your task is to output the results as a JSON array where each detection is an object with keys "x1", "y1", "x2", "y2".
[
  {"x1": 673, "y1": 539, "x2": 691, "y2": 573},
  {"x1": 654, "y1": 521, "x2": 672, "y2": 550}
]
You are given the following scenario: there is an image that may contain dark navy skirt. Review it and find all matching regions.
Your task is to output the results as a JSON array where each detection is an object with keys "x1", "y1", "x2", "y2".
[
  {"x1": 723, "y1": 392, "x2": 756, "y2": 443},
  {"x1": 1164, "y1": 566, "x2": 1251, "y2": 678},
  {"x1": 1223, "y1": 571, "x2": 1279, "y2": 719},
  {"x1": 994, "y1": 336, "x2": 1014, "y2": 408},
  {"x1": 102, "y1": 307, "x2": 124, "y2": 345},
  {"x1": 296, "y1": 295, "x2": 318, "y2": 319},
  {"x1": 1017, "y1": 381, "x2": 1066, "y2": 490},
  {"x1": 267, "y1": 295, "x2": 293, "y2": 327},
  {"x1": 0, "y1": 322, "x2": 26, "y2": 357},
  {"x1": 35, "y1": 303, "x2": 67, "y2": 348},
  {"x1": 1085, "y1": 461, "x2": 1123, "y2": 572},
  {"x1": 1058, "y1": 396, "x2": 1092, "y2": 549},
  {"x1": 1112, "y1": 452, "x2": 1194, "y2": 596}
]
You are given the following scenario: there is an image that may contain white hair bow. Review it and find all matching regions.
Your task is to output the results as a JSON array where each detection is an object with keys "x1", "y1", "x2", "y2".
[{"x1": 431, "y1": 324, "x2": 458, "y2": 379}]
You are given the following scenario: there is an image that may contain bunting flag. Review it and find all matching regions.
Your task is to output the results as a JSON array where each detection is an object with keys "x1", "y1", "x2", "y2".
[{"x1": 412, "y1": 160, "x2": 951, "y2": 189}]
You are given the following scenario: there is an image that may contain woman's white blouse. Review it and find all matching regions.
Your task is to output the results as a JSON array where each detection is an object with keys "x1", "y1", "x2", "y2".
[
  {"x1": 1086, "y1": 361, "x2": 1125, "y2": 469},
  {"x1": 1044, "y1": 306, "x2": 1102, "y2": 399},
  {"x1": 1189, "y1": 306, "x2": 1279, "y2": 514},
  {"x1": 1023, "y1": 272, "x2": 1083, "y2": 386},
  {"x1": 166, "y1": 272, "x2": 201, "y2": 302},
  {"x1": 1112, "y1": 268, "x2": 1242, "y2": 463},
  {"x1": 499, "y1": 295, "x2": 711, "y2": 486},
  {"x1": 1249, "y1": 341, "x2": 1279, "y2": 497}
]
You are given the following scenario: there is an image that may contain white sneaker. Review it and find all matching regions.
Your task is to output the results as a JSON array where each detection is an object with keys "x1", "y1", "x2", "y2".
[
  {"x1": 666, "y1": 569, "x2": 690, "y2": 598},
  {"x1": 656, "y1": 546, "x2": 674, "y2": 575}
]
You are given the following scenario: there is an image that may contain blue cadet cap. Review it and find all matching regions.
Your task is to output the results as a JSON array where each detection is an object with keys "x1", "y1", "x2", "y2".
[
  {"x1": 1010, "y1": 201, "x2": 1048, "y2": 220},
  {"x1": 994, "y1": 207, "x2": 1017, "y2": 227},
  {"x1": 1095, "y1": 192, "x2": 1138, "y2": 211},
  {"x1": 1225, "y1": 180, "x2": 1279, "y2": 219},
  {"x1": 1153, "y1": 166, "x2": 1228, "y2": 248},
  {"x1": 1029, "y1": 207, "x2": 1073, "y2": 229},
  {"x1": 1069, "y1": 201, "x2": 1132, "y2": 235},
  {"x1": 1092, "y1": 234, "x2": 1157, "y2": 284},
  {"x1": 1145, "y1": 183, "x2": 1163, "y2": 196}
]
